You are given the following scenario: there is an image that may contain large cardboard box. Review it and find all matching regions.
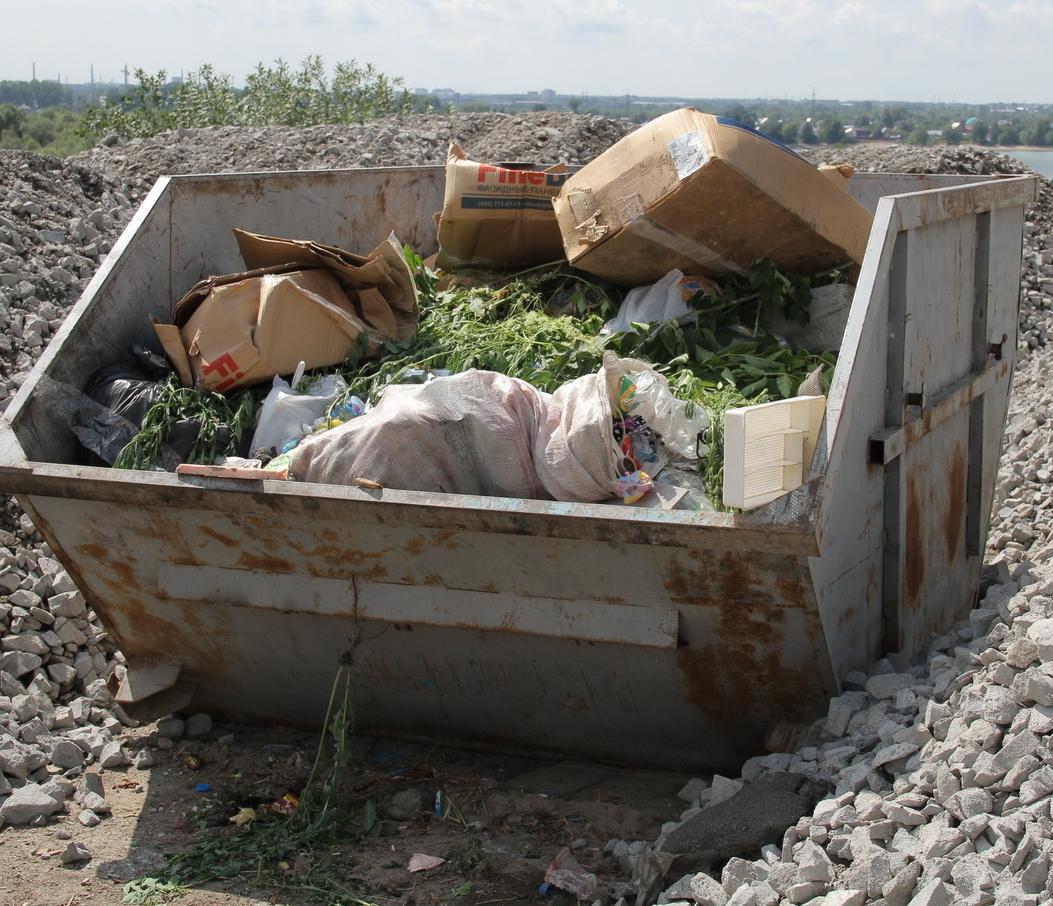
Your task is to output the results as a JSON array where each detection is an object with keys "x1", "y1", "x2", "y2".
[
  {"x1": 154, "y1": 230, "x2": 418, "y2": 393},
  {"x1": 436, "y1": 143, "x2": 568, "y2": 270},
  {"x1": 552, "y1": 109, "x2": 874, "y2": 285}
]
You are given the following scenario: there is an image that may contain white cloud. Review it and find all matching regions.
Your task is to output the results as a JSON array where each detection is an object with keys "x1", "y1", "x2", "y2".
[{"x1": 3, "y1": 0, "x2": 1048, "y2": 102}]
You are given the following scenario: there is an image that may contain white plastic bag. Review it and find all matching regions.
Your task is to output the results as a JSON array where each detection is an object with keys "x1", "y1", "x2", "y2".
[
  {"x1": 250, "y1": 362, "x2": 347, "y2": 454},
  {"x1": 602, "y1": 269, "x2": 692, "y2": 334}
]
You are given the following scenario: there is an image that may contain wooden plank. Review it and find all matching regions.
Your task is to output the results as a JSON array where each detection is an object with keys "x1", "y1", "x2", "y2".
[{"x1": 176, "y1": 463, "x2": 289, "y2": 481}]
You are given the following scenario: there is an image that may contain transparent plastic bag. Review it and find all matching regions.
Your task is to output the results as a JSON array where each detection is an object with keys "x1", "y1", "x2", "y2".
[
  {"x1": 615, "y1": 367, "x2": 710, "y2": 465},
  {"x1": 249, "y1": 362, "x2": 347, "y2": 454}
]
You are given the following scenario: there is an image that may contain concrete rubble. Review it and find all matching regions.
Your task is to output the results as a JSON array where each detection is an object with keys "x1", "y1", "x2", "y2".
[{"x1": 3, "y1": 124, "x2": 1053, "y2": 904}]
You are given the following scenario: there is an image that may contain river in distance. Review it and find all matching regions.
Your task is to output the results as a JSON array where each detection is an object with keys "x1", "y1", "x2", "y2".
[{"x1": 1003, "y1": 149, "x2": 1053, "y2": 178}]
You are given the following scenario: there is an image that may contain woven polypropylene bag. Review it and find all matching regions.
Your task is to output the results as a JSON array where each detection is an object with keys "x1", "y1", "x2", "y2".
[{"x1": 289, "y1": 361, "x2": 634, "y2": 502}]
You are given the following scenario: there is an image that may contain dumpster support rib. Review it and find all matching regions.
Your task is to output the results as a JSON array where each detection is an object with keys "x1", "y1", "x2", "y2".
[{"x1": 867, "y1": 358, "x2": 1009, "y2": 467}]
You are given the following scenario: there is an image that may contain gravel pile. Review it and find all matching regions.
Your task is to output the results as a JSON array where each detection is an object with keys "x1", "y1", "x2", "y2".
[
  {"x1": 0, "y1": 534, "x2": 130, "y2": 827},
  {"x1": 0, "y1": 151, "x2": 134, "y2": 407},
  {"x1": 2, "y1": 123, "x2": 1053, "y2": 903},
  {"x1": 71, "y1": 111, "x2": 636, "y2": 202}
]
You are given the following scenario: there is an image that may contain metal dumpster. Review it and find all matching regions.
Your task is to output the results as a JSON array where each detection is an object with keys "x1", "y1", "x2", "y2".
[{"x1": 0, "y1": 166, "x2": 1037, "y2": 771}]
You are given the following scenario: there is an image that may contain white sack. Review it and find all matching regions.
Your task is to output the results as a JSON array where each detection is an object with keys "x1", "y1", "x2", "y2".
[{"x1": 290, "y1": 357, "x2": 650, "y2": 502}]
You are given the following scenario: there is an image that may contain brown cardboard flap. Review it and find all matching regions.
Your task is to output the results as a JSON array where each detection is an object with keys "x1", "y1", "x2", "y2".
[
  {"x1": 152, "y1": 321, "x2": 194, "y2": 387},
  {"x1": 234, "y1": 229, "x2": 418, "y2": 340},
  {"x1": 157, "y1": 230, "x2": 420, "y2": 392},
  {"x1": 173, "y1": 262, "x2": 309, "y2": 328},
  {"x1": 160, "y1": 269, "x2": 371, "y2": 393}
]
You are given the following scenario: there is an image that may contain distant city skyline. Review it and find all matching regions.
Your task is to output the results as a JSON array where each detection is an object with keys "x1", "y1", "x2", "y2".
[{"x1": 6, "y1": 0, "x2": 1051, "y2": 105}]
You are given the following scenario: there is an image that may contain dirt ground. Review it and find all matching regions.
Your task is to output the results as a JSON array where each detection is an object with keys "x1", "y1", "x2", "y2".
[{"x1": 0, "y1": 721, "x2": 691, "y2": 906}]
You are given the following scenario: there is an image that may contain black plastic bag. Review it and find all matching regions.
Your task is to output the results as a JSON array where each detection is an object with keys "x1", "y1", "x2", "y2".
[{"x1": 84, "y1": 363, "x2": 161, "y2": 429}]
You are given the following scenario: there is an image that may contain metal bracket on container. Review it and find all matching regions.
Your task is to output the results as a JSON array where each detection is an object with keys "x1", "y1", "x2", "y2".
[{"x1": 867, "y1": 358, "x2": 1010, "y2": 467}]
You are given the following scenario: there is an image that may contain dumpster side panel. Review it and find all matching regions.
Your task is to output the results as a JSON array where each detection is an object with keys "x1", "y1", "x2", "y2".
[
  {"x1": 20, "y1": 490, "x2": 835, "y2": 770},
  {"x1": 978, "y1": 204, "x2": 1026, "y2": 545},
  {"x1": 167, "y1": 168, "x2": 445, "y2": 294},
  {"x1": 891, "y1": 191, "x2": 1026, "y2": 651}
]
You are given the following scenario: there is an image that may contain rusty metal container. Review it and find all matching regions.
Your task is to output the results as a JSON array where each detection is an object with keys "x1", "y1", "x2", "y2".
[{"x1": 0, "y1": 167, "x2": 1037, "y2": 770}]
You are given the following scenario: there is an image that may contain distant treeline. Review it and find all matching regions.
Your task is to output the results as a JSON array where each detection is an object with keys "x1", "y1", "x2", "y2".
[
  {"x1": 447, "y1": 96, "x2": 1053, "y2": 147},
  {"x1": 3, "y1": 65, "x2": 1053, "y2": 155}
]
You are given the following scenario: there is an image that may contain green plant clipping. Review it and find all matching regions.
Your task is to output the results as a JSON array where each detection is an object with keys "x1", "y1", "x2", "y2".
[
  {"x1": 123, "y1": 665, "x2": 365, "y2": 905},
  {"x1": 112, "y1": 377, "x2": 255, "y2": 471}
]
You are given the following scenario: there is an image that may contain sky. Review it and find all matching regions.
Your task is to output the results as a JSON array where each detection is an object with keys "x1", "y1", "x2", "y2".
[{"x1": 3, "y1": 0, "x2": 1050, "y2": 103}]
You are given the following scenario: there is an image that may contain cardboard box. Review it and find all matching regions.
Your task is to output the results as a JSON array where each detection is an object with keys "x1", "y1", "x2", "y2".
[
  {"x1": 436, "y1": 143, "x2": 568, "y2": 269},
  {"x1": 154, "y1": 230, "x2": 418, "y2": 393},
  {"x1": 552, "y1": 109, "x2": 874, "y2": 285}
]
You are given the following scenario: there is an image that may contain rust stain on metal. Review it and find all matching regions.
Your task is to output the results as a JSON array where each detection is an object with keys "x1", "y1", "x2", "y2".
[
  {"x1": 75, "y1": 543, "x2": 180, "y2": 655},
  {"x1": 904, "y1": 474, "x2": 925, "y2": 606},
  {"x1": 775, "y1": 575, "x2": 806, "y2": 610},
  {"x1": 358, "y1": 563, "x2": 388, "y2": 581},
  {"x1": 943, "y1": 444, "x2": 966, "y2": 562},
  {"x1": 678, "y1": 642, "x2": 818, "y2": 725},
  {"x1": 674, "y1": 551, "x2": 813, "y2": 722},
  {"x1": 236, "y1": 550, "x2": 295, "y2": 572},
  {"x1": 79, "y1": 543, "x2": 138, "y2": 588},
  {"x1": 200, "y1": 525, "x2": 239, "y2": 548},
  {"x1": 404, "y1": 537, "x2": 425, "y2": 556}
]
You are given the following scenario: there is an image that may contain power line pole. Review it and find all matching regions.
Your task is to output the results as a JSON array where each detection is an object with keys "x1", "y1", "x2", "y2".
[
  {"x1": 31, "y1": 62, "x2": 36, "y2": 81},
  {"x1": 90, "y1": 64, "x2": 95, "y2": 86},
  {"x1": 122, "y1": 64, "x2": 130, "y2": 87}
]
